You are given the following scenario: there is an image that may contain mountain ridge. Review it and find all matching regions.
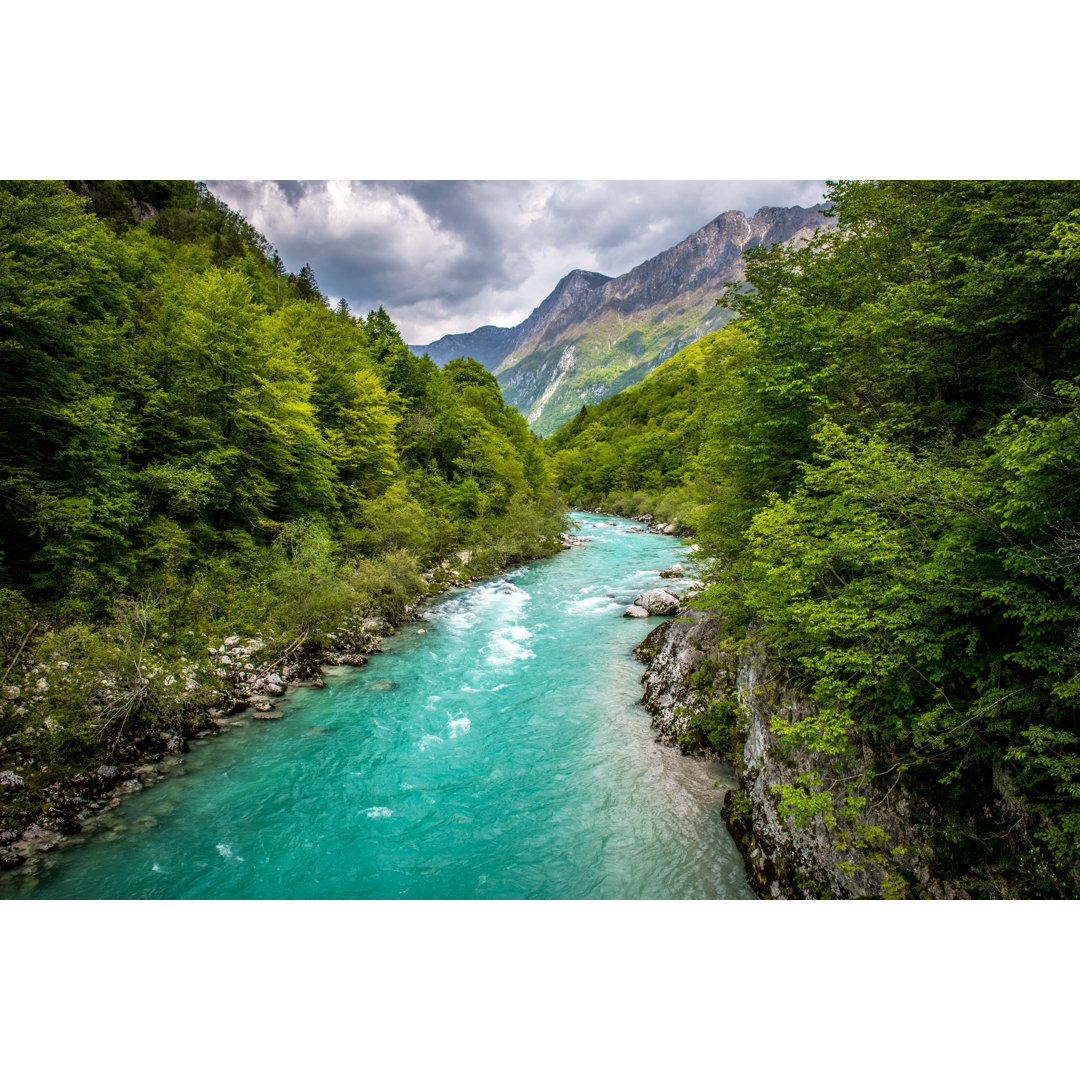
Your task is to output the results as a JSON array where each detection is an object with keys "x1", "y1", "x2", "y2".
[{"x1": 416, "y1": 202, "x2": 832, "y2": 433}]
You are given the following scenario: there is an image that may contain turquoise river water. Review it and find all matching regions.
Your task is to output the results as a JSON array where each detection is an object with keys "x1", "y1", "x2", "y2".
[{"x1": 1, "y1": 514, "x2": 753, "y2": 899}]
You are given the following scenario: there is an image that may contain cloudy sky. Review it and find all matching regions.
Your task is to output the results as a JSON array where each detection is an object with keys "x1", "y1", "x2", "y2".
[{"x1": 205, "y1": 180, "x2": 828, "y2": 346}]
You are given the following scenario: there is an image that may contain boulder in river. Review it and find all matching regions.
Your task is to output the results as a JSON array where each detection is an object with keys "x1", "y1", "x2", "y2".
[
  {"x1": 633, "y1": 589, "x2": 681, "y2": 616},
  {"x1": 623, "y1": 605, "x2": 650, "y2": 618},
  {"x1": 659, "y1": 564, "x2": 684, "y2": 579}
]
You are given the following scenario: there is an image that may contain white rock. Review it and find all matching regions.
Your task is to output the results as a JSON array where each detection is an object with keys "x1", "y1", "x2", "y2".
[{"x1": 633, "y1": 589, "x2": 681, "y2": 616}]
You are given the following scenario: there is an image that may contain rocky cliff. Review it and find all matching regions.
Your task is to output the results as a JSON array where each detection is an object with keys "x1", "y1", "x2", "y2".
[
  {"x1": 417, "y1": 203, "x2": 832, "y2": 435},
  {"x1": 634, "y1": 609, "x2": 979, "y2": 899}
]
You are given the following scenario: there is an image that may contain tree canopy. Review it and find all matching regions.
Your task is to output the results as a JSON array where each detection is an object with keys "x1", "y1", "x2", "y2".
[
  {"x1": 546, "y1": 180, "x2": 1080, "y2": 894},
  {"x1": 0, "y1": 181, "x2": 565, "y2": 808}
]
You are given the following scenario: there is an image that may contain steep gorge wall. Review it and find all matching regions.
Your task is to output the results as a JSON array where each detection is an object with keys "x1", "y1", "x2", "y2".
[{"x1": 634, "y1": 610, "x2": 975, "y2": 898}]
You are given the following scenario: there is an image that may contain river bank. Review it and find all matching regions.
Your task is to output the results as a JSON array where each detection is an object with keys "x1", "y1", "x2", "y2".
[
  {"x1": 0, "y1": 534, "x2": 574, "y2": 875},
  {"x1": 633, "y1": 606, "x2": 1080, "y2": 899},
  {"x1": 1, "y1": 513, "x2": 750, "y2": 900}
]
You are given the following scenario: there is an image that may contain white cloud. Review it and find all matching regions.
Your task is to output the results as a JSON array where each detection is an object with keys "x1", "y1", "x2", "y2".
[{"x1": 205, "y1": 179, "x2": 828, "y2": 344}]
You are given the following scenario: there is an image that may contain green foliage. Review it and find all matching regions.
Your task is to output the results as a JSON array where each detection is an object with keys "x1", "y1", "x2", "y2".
[
  {"x1": 724, "y1": 787, "x2": 752, "y2": 822},
  {"x1": 544, "y1": 328, "x2": 744, "y2": 524},
  {"x1": 546, "y1": 180, "x2": 1080, "y2": 890},
  {"x1": 502, "y1": 291, "x2": 734, "y2": 435},
  {"x1": 271, "y1": 519, "x2": 350, "y2": 635},
  {"x1": 677, "y1": 694, "x2": 745, "y2": 757},
  {"x1": 0, "y1": 179, "x2": 568, "y2": 799}
]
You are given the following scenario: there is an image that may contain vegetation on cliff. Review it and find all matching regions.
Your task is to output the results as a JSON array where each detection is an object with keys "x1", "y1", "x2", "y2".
[
  {"x1": 0, "y1": 180, "x2": 564, "y2": 837},
  {"x1": 548, "y1": 180, "x2": 1080, "y2": 895}
]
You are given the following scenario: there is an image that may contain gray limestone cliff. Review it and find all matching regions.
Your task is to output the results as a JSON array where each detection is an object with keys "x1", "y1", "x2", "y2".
[{"x1": 634, "y1": 609, "x2": 974, "y2": 899}]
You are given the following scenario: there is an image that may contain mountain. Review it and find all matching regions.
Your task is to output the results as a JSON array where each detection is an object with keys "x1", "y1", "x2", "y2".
[{"x1": 415, "y1": 203, "x2": 833, "y2": 435}]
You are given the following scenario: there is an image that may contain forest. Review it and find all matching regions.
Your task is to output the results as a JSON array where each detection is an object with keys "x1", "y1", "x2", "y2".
[
  {"x1": 6, "y1": 177, "x2": 1080, "y2": 895},
  {"x1": 0, "y1": 180, "x2": 564, "y2": 832},
  {"x1": 546, "y1": 181, "x2": 1080, "y2": 893}
]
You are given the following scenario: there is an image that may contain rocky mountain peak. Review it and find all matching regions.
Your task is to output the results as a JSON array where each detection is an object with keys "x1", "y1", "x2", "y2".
[{"x1": 415, "y1": 201, "x2": 834, "y2": 433}]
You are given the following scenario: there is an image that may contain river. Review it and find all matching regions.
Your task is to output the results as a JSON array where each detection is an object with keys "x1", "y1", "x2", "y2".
[{"x1": 1, "y1": 513, "x2": 753, "y2": 899}]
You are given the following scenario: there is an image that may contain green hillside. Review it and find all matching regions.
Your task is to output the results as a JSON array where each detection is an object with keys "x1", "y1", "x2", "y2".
[
  {"x1": 544, "y1": 327, "x2": 745, "y2": 522},
  {"x1": 499, "y1": 285, "x2": 734, "y2": 436},
  {"x1": 0, "y1": 181, "x2": 564, "y2": 822},
  {"x1": 546, "y1": 180, "x2": 1080, "y2": 895}
]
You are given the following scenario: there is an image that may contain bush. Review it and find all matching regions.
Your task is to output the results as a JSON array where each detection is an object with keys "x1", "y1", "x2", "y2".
[{"x1": 677, "y1": 695, "x2": 745, "y2": 757}]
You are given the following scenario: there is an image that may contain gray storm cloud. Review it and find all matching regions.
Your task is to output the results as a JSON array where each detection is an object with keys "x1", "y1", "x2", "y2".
[{"x1": 205, "y1": 179, "x2": 827, "y2": 344}]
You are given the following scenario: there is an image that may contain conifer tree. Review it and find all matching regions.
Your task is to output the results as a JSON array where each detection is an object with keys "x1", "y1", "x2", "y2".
[{"x1": 296, "y1": 263, "x2": 322, "y2": 303}]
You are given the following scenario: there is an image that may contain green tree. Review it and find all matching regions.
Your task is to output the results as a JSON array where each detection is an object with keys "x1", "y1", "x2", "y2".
[{"x1": 296, "y1": 262, "x2": 323, "y2": 303}]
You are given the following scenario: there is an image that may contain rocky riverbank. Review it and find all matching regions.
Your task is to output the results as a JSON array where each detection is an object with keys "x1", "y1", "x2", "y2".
[
  {"x1": 578, "y1": 507, "x2": 691, "y2": 537},
  {"x1": 0, "y1": 615, "x2": 397, "y2": 872},
  {"x1": 0, "y1": 538, "x2": 575, "y2": 875},
  {"x1": 634, "y1": 608, "x2": 979, "y2": 899}
]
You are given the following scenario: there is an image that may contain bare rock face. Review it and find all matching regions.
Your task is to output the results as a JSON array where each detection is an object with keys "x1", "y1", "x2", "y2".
[
  {"x1": 634, "y1": 609, "x2": 971, "y2": 899},
  {"x1": 415, "y1": 203, "x2": 834, "y2": 434},
  {"x1": 633, "y1": 589, "x2": 680, "y2": 616}
]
